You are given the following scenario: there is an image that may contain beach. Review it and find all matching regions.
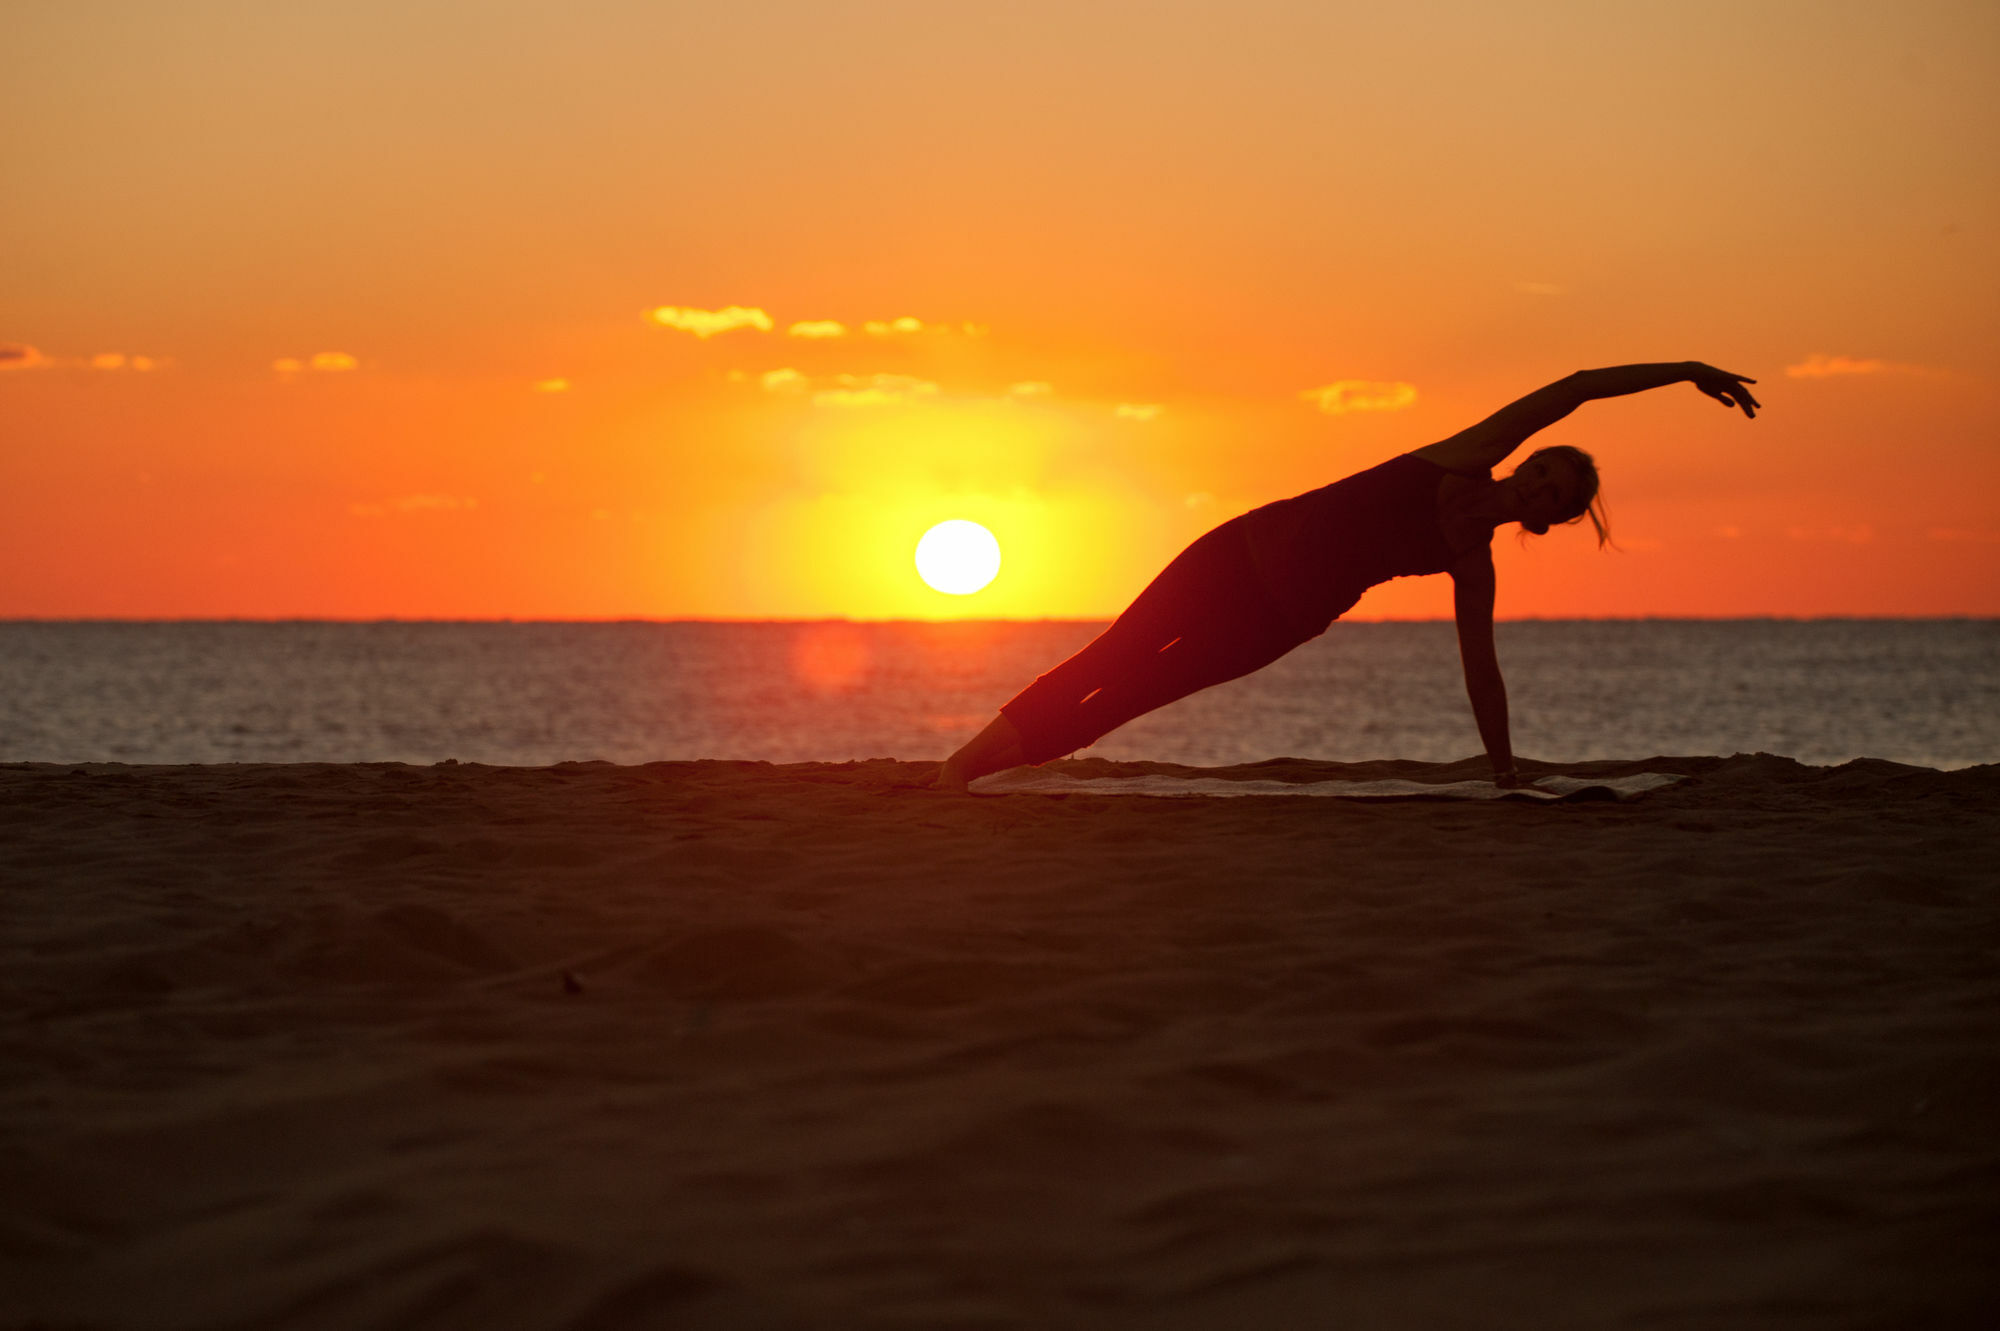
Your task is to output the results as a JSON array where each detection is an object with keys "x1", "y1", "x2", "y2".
[{"x1": 3, "y1": 754, "x2": 1996, "y2": 1330}]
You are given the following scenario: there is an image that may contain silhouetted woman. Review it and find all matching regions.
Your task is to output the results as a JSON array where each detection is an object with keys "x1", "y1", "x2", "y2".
[{"x1": 937, "y1": 361, "x2": 1759, "y2": 790}]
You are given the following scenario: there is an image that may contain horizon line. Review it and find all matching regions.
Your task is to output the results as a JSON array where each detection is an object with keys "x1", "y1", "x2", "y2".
[{"x1": 1, "y1": 614, "x2": 1993, "y2": 627}]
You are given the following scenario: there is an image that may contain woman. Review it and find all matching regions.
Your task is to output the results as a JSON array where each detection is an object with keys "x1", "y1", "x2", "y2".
[{"x1": 936, "y1": 361, "x2": 1760, "y2": 790}]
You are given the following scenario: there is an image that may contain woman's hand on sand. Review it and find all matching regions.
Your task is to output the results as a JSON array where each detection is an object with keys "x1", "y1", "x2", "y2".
[{"x1": 1688, "y1": 364, "x2": 1760, "y2": 419}]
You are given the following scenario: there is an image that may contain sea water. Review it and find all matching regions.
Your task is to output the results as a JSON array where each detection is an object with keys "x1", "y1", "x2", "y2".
[{"x1": 0, "y1": 620, "x2": 1994, "y2": 770}]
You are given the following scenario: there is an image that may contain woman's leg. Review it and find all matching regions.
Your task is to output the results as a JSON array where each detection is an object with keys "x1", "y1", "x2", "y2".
[
  {"x1": 1046, "y1": 612, "x2": 1300, "y2": 758},
  {"x1": 984, "y1": 520, "x2": 1303, "y2": 768}
]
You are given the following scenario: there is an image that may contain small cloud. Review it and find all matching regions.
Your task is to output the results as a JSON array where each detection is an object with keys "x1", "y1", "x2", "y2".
[
  {"x1": 863, "y1": 316, "x2": 926, "y2": 336},
  {"x1": 1928, "y1": 527, "x2": 2000, "y2": 545},
  {"x1": 396, "y1": 494, "x2": 476, "y2": 512},
  {"x1": 816, "y1": 388, "x2": 900, "y2": 407},
  {"x1": 1786, "y1": 523, "x2": 1874, "y2": 544},
  {"x1": 275, "y1": 352, "x2": 358, "y2": 376},
  {"x1": 813, "y1": 372, "x2": 941, "y2": 407},
  {"x1": 531, "y1": 378, "x2": 570, "y2": 393},
  {"x1": 1007, "y1": 380, "x2": 1054, "y2": 398},
  {"x1": 750, "y1": 367, "x2": 946, "y2": 404},
  {"x1": 0, "y1": 344, "x2": 163, "y2": 373},
  {"x1": 1113, "y1": 402, "x2": 1162, "y2": 422},
  {"x1": 1301, "y1": 380, "x2": 1418, "y2": 414},
  {"x1": 1184, "y1": 491, "x2": 1213, "y2": 509},
  {"x1": 351, "y1": 493, "x2": 480, "y2": 518},
  {"x1": 960, "y1": 322, "x2": 989, "y2": 337},
  {"x1": 1714, "y1": 525, "x2": 1742, "y2": 540},
  {"x1": 646, "y1": 305, "x2": 773, "y2": 338},
  {"x1": 1514, "y1": 281, "x2": 1565, "y2": 296},
  {"x1": 786, "y1": 320, "x2": 848, "y2": 339},
  {"x1": 1785, "y1": 354, "x2": 1885, "y2": 378}
]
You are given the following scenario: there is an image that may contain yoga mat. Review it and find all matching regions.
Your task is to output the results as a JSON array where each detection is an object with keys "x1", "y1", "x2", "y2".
[{"x1": 968, "y1": 770, "x2": 1686, "y2": 801}]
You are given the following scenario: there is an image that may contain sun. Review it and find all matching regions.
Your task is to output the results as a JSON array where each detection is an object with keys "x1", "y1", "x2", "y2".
[{"x1": 914, "y1": 520, "x2": 1001, "y2": 595}]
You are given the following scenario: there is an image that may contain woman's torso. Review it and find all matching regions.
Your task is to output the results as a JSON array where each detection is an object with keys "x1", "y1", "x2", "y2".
[{"x1": 1232, "y1": 452, "x2": 1489, "y2": 637}]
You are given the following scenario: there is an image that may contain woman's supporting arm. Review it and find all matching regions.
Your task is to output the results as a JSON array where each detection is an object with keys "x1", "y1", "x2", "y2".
[
  {"x1": 1450, "y1": 550, "x2": 1519, "y2": 784},
  {"x1": 1418, "y1": 361, "x2": 1759, "y2": 474}
]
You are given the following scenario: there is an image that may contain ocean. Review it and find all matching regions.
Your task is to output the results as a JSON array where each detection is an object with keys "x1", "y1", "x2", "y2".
[{"x1": 1, "y1": 620, "x2": 1995, "y2": 771}]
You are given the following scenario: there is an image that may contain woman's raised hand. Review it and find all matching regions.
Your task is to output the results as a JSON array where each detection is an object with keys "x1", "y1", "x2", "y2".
[{"x1": 1689, "y1": 364, "x2": 1760, "y2": 419}]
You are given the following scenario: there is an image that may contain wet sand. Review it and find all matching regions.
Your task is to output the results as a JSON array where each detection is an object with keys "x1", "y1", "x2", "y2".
[{"x1": 3, "y1": 754, "x2": 1996, "y2": 1329}]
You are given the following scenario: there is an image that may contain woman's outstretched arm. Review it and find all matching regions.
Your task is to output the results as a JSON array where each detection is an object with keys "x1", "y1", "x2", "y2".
[
  {"x1": 1419, "y1": 361, "x2": 1759, "y2": 473},
  {"x1": 1450, "y1": 549, "x2": 1520, "y2": 784}
]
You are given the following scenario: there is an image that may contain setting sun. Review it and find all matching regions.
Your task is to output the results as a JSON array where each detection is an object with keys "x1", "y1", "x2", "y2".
[{"x1": 915, "y1": 520, "x2": 1002, "y2": 596}]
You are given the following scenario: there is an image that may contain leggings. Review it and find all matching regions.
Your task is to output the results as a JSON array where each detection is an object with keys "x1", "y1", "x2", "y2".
[{"x1": 1000, "y1": 517, "x2": 1313, "y2": 764}]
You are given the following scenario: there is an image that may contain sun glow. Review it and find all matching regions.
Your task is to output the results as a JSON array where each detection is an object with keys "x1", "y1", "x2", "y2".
[{"x1": 915, "y1": 520, "x2": 1002, "y2": 596}]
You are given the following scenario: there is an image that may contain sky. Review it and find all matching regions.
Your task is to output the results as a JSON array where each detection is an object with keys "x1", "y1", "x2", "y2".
[{"x1": 3, "y1": 0, "x2": 1997, "y2": 620}]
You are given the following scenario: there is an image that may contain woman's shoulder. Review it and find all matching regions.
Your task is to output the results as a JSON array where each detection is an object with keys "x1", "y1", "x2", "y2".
[{"x1": 1408, "y1": 443, "x2": 1492, "y2": 478}]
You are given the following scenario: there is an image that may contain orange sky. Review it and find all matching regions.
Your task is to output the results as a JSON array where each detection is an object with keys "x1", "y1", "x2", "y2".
[{"x1": 4, "y1": 0, "x2": 1997, "y2": 620}]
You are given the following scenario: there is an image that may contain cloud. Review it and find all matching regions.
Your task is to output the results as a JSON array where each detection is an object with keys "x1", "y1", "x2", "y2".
[
  {"x1": 646, "y1": 305, "x2": 773, "y2": 338},
  {"x1": 394, "y1": 493, "x2": 477, "y2": 512},
  {"x1": 1007, "y1": 381, "x2": 1054, "y2": 398},
  {"x1": 531, "y1": 378, "x2": 569, "y2": 393},
  {"x1": 349, "y1": 494, "x2": 480, "y2": 518},
  {"x1": 2, "y1": 345, "x2": 168, "y2": 372},
  {"x1": 1785, "y1": 523, "x2": 1874, "y2": 544},
  {"x1": 766, "y1": 315, "x2": 984, "y2": 338},
  {"x1": 748, "y1": 367, "x2": 945, "y2": 405},
  {"x1": 813, "y1": 372, "x2": 941, "y2": 407},
  {"x1": 275, "y1": 352, "x2": 359, "y2": 375},
  {"x1": 1784, "y1": 354, "x2": 1886, "y2": 378},
  {"x1": 1301, "y1": 380, "x2": 1418, "y2": 414},
  {"x1": 1928, "y1": 527, "x2": 2000, "y2": 545},
  {"x1": 1113, "y1": 402, "x2": 1162, "y2": 422}
]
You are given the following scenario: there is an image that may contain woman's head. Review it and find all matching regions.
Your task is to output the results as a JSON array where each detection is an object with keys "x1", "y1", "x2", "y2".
[{"x1": 1509, "y1": 445, "x2": 1610, "y2": 546}]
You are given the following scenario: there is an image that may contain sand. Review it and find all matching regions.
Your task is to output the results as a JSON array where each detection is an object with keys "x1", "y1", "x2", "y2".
[{"x1": 2, "y1": 753, "x2": 1996, "y2": 1330}]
